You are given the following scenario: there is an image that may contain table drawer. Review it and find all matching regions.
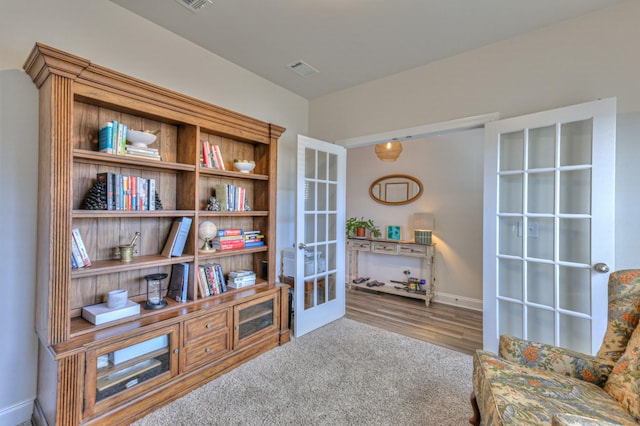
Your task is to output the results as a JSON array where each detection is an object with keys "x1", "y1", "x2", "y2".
[
  {"x1": 350, "y1": 240, "x2": 371, "y2": 251},
  {"x1": 184, "y1": 309, "x2": 230, "y2": 343},
  {"x1": 372, "y1": 241, "x2": 398, "y2": 255},
  {"x1": 183, "y1": 330, "x2": 230, "y2": 369},
  {"x1": 398, "y1": 244, "x2": 428, "y2": 257}
]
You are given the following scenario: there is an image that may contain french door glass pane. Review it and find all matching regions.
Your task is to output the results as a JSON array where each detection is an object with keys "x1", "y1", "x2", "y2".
[
  {"x1": 498, "y1": 258, "x2": 522, "y2": 300},
  {"x1": 317, "y1": 213, "x2": 327, "y2": 243},
  {"x1": 500, "y1": 131, "x2": 524, "y2": 171},
  {"x1": 559, "y1": 218, "x2": 590, "y2": 264},
  {"x1": 528, "y1": 125, "x2": 555, "y2": 169},
  {"x1": 499, "y1": 300, "x2": 522, "y2": 336},
  {"x1": 317, "y1": 151, "x2": 327, "y2": 180},
  {"x1": 305, "y1": 148, "x2": 316, "y2": 178},
  {"x1": 317, "y1": 182, "x2": 327, "y2": 211},
  {"x1": 328, "y1": 182, "x2": 337, "y2": 210},
  {"x1": 328, "y1": 273, "x2": 337, "y2": 302},
  {"x1": 329, "y1": 153, "x2": 338, "y2": 181},
  {"x1": 560, "y1": 119, "x2": 592, "y2": 166},
  {"x1": 527, "y1": 262, "x2": 554, "y2": 307},
  {"x1": 559, "y1": 266, "x2": 591, "y2": 315},
  {"x1": 560, "y1": 314, "x2": 591, "y2": 354},
  {"x1": 560, "y1": 169, "x2": 591, "y2": 214},
  {"x1": 327, "y1": 242, "x2": 336, "y2": 271},
  {"x1": 304, "y1": 213, "x2": 315, "y2": 245},
  {"x1": 527, "y1": 172, "x2": 554, "y2": 214},
  {"x1": 499, "y1": 174, "x2": 523, "y2": 213},
  {"x1": 305, "y1": 181, "x2": 315, "y2": 211},
  {"x1": 328, "y1": 213, "x2": 337, "y2": 241},
  {"x1": 527, "y1": 218, "x2": 554, "y2": 260},
  {"x1": 499, "y1": 217, "x2": 522, "y2": 256},
  {"x1": 527, "y1": 307, "x2": 555, "y2": 345}
]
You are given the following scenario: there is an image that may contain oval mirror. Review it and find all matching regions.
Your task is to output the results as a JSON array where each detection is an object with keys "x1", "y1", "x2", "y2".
[{"x1": 369, "y1": 174, "x2": 423, "y2": 205}]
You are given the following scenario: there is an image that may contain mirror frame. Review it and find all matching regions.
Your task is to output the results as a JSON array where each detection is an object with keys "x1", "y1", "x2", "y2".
[{"x1": 369, "y1": 174, "x2": 424, "y2": 205}]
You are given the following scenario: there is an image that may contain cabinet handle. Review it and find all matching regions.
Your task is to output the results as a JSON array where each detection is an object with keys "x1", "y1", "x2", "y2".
[
  {"x1": 205, "y1": 347, "x2": 210, "y2": 353},
  {"x1": 173, "y1": 349, "x2": 179, "y2": 354},
  {"x1": 205, "y1": 323, "x2": 212, "y2": 329}
]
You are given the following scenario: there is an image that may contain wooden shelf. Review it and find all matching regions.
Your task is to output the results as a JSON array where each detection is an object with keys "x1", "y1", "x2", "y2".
[
  {"x1": 74, "y1": 149, "x2": 196, "y2": 172},
  {"x1": 198, "y1": 210, "x2": 268, "y2": 217},
  {"x1": 73, "y1": 209, "x2": 196, "y2": 219},
  {"x1": 71, "y1": 254, "x2": 195, "y2": 278},
  {"x1": 199, "y1": 167, "x2": 268, "y2": 181}
]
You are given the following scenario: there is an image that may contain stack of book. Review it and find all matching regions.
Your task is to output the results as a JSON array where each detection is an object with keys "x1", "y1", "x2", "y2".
[
  {"x1": 196, "y1": 263, "x2": 227, "y2": 297},
  {"x1": 243, "y1": 230, "x2": 264, "y2": 248},
  {"x1": 227, "y1": 270, "x2": 256, "y2": 289},
  {"x1": 124, "y1": 144, "x2": 161, "y2": 161},
  {"x1": 211, "y1": 229, "x2": 245, "y2": 250}
]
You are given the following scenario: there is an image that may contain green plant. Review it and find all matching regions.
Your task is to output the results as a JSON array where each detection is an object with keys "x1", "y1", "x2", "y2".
[{"x1": 346, "y1": 216, "x2": 381, "y2": 238}]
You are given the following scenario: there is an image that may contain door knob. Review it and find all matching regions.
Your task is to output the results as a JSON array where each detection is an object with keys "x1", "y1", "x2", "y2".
[
  {"x1": 298, "y1": 243, "x2": 307, "y2": 250},
  {"x1": 594, "y1": 263, "x2": 610, "y2": 273}
]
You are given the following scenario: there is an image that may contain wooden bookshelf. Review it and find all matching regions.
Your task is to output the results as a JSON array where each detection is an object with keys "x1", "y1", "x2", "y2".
[{"x1": 25, "y1": 42, "x2": 289, "y2": 426}]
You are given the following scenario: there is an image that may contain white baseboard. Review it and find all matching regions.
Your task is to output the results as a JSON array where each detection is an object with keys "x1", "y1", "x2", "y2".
[
  {"x1": 0, "y1": 398, "x2": 33, "y2": 425},
  {"x1": 434, "y1": 291, "x2": 482, "y2": 311}
]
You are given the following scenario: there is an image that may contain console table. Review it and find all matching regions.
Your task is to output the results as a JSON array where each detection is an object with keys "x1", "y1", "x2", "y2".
[{"x1": 347, "y1": 238, "x2": 435, "y2": 306}]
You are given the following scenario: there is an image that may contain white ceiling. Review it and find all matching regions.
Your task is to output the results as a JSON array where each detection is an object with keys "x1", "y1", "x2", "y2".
[{"x1": 111, "y1": 0, "x2": 626, "y2": 100}]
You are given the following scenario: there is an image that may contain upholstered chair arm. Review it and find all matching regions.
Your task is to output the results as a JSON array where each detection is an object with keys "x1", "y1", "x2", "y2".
[{"x1": 498, "y1": 335, "x2": 612, "y2": 387}]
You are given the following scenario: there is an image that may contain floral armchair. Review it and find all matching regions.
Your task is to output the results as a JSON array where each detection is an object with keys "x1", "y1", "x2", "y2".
[{"x1": 470, "y1": 269, "x2": 640, "y2": 425}]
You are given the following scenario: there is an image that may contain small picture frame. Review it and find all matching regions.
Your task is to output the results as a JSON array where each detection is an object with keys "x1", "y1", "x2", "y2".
[{"x1": 387, "y1": 225, "x2": 401, "y2": 240}]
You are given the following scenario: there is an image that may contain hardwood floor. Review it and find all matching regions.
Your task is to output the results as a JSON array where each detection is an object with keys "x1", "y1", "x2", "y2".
[{"x1": 345, "y1": 286, "x2": 483, "y2": 356}]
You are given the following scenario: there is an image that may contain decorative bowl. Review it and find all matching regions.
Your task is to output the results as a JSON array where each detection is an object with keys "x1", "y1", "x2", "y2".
[
  {"x1": 233, "y1": 161, "x2": 256, "y2": 173},
  {"x1": 127, "y1": 129, "x2": 158, "y2": 147}
]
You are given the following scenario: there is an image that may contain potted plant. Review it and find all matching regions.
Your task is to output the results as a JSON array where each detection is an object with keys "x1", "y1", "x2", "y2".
[{"x1": 346, "y1": 217, "x2": 382, "y2": 239}]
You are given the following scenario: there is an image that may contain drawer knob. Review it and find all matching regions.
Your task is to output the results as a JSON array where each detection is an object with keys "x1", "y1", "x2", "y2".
[
  {"x1": 205, "y1": 347, "x2": 210, "y2": 353},
  {"x1": 205, "y1": 323, "x2": 212, "y2": 329},
  {"x1": 173, "y1": 349, "x2": 179, "y2": 354}
]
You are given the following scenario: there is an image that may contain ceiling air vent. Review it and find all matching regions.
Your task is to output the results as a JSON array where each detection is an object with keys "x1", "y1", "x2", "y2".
[
  {"x1": 287, "y1": 60, "x2": 319, "y2": 77},
  {"x1": 175, "y1": 0, "x2": 212, "y2": 13}
]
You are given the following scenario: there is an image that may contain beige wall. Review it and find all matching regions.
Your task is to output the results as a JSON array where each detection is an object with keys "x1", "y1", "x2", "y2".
[
  {"x1": 311, "y1": 0, "x2": 640, "y2": 304},
  {"x1": 0, "y1": 0, "x2": 308, "y2": 423}
]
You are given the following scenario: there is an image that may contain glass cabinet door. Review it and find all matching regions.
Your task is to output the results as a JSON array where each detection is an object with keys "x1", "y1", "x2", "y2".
[
  {"x1": 84, "y1": 324, "x2": 180, "y2": 418},
  {"x1": 233, "y1": 294, "x2": 279, "y2": 349}
]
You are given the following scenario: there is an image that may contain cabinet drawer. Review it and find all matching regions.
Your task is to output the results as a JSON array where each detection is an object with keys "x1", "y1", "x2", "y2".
[
  {"x1": 372, "y1": 241, "x2": 398, "y2": 255},
  {"x1": 184, "y1": 330, "x2": 230, "y2": 369},
  {"x1": 350, "y1": 240, "x2": 371, "y2": 251},
  {"x1": 184, "y1": 309, "x2": 230, "y2": 343},
  {"x1": 398, "y1": 244, "x2": 428, "y2": 257}
]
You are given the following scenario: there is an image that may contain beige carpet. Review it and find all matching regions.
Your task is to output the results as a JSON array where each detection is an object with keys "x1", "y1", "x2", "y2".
[{"x1": 133, "y1": 318, "x2": 473, "y2": 426}]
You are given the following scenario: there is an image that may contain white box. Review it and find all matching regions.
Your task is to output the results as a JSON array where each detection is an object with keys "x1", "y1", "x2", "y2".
[{"x1": 82, "y1": 300, "x2": 140, "y2": 325}]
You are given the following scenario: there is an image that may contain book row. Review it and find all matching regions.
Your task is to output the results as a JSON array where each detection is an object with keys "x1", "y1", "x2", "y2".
[
  {"x1": 96, "y1": 172, "x2": 157, "y2": 211},
  {"x1": 215, "y1": 183, "x2": 249, "y2": 212},
  {"x1": 200, "y1": 140, "x2": 226, "y2": 170},
  {"x1": 197, "y1": 263, "x2": 228, "y2": 297},
  {"x1": 71, "y1": 228, "x2": 91, "y2": 269},
  {"x1": 99, "y1": 121, "x2": 127, "y2": 155}
]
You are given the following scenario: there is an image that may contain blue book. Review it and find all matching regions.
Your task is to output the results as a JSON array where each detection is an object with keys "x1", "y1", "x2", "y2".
[
  {"x1": 171, "y1": 217, "x2": 192, "y2": 257},
  {"x1": 98, "y1": 123, "x2": 114, "y2": 154}
]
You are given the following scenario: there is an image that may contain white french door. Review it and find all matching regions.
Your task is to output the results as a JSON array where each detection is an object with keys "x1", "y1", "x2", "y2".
[
  {"x1": 294, "y1": 135, "x2": 347, "y2": 337},
  {"x1": 483, "y1": 98, "x2": 616, "y2": 355}
]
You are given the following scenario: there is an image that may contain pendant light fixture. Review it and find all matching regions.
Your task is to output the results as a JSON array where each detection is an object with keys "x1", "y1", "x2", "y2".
[{"x1": 375, "y1": 141, "x2": 403, "y2": 161}]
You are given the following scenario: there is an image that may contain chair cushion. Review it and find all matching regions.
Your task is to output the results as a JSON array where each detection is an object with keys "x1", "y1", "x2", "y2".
[
  {"x1": 597, "y1": 270, "x2": 640, "y2": 367},
  {"x1": 474, "y1": 350, "x2": 636, "y2": 425},
  {"x1": 603, "y1": 321, "x2": 640, "y2": 420}
]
